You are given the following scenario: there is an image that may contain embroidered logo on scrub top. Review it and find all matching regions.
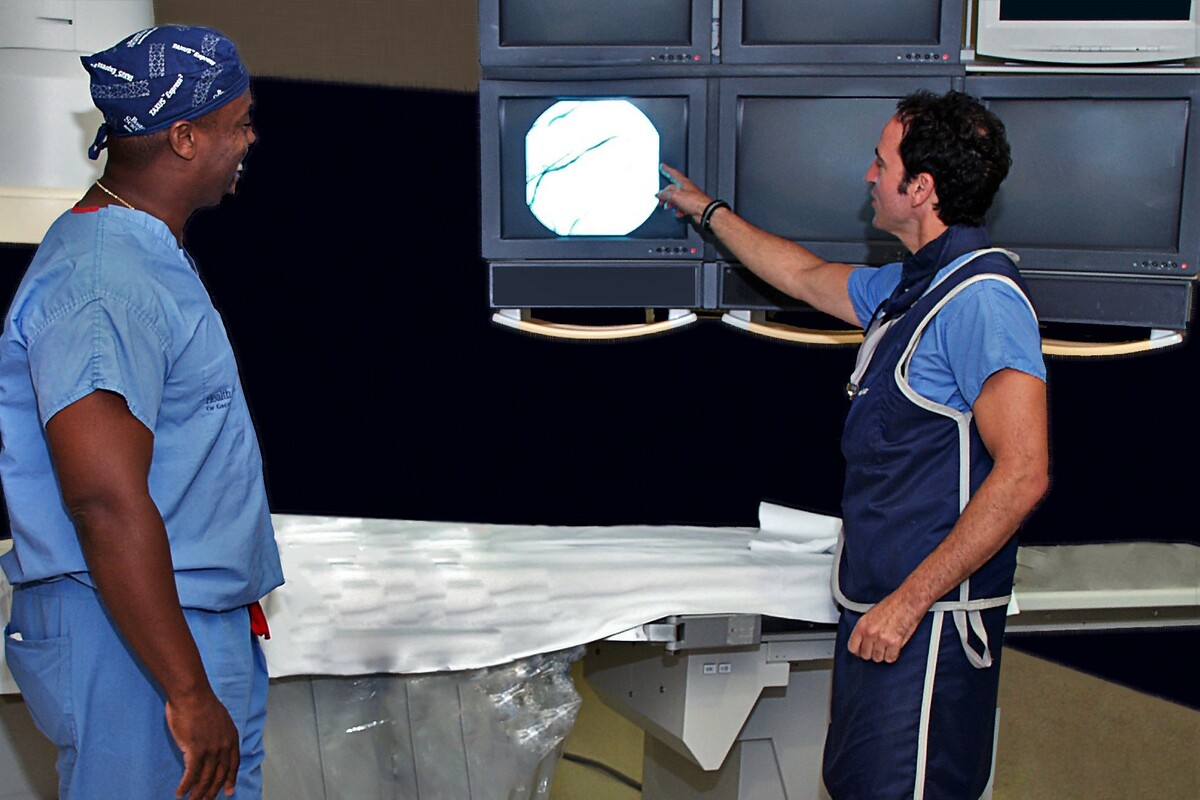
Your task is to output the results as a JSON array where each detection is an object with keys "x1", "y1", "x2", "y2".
[{"x1": 203, "y1": 387, "x2": 233, "y2": 412}]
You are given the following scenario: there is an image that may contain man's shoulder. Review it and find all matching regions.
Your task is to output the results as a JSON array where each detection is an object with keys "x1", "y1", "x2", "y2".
[
  {"x1": 933, "y1": 248, "x2": 1032, "y2": 314},
  {"x1": 14, "y1": 212, "x2": 191, "y2": 341},
  {"x1": 966, "y1": 248, "x2": 1023, "y2": 279},
  {"x1": 32, "y1": 208, "x2": 176, "y2": 278},
  {"x1": 933, "y1": 275, "x2": 1046, "y2": 380},
  {"x1": 848, "y1": 262, "x2": 904, "y2": 324},
  {"x1": 942, "y1": 266, "x2": 1033, "y2": 312}
]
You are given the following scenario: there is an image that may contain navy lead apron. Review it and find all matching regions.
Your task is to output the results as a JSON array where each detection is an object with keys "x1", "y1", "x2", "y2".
[{"x1": 822, "y1": 249, "x2": 1037, "y2": 800}]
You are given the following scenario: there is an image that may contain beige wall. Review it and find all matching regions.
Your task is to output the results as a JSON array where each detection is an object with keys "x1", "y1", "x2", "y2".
[
  {"x1": 150, "y1": 1, "x2": 979, "y2": 92},
  {"x1": 153, "y1": 0, "x2": 480, "y2": 92}
]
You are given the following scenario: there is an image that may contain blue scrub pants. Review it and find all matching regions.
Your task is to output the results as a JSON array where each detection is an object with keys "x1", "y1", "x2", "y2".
[{"x1": 4, "y1": 577, "x2": 268, "y2": 799}]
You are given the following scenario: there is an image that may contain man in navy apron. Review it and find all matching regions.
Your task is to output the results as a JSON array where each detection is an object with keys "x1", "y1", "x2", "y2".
[{"x1": 659, "y1": 91, "x2": 1049, "y2": 799}]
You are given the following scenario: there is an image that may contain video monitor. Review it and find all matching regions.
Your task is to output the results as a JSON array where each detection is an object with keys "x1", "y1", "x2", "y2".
[
  {"x1": 966, "y1": 74, "x2": 1200, "y2": 282},
  {"x1": 715, "y1": 75, "x2": 957, "y2": 267},
  {"x1": 479, "y1": 0, "x2": 712, "y2": 67},
  {"x1": 721, "y1": 0, "x2": 963, "y2": 65},
  {"x1": 976, "y1": 0, "x2": 1200, "y2": 65},
  {"x1": 480, "y1": 78, "x2": 708, "y2": 262}
]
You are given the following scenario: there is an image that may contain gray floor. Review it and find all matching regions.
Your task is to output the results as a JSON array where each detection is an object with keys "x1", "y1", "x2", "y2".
[
  {"x1": 3, "y1": 648, "x2": 1197, "y2": 799},
  {"x1": 551, "y1": 648, "x2": 1200, "y2": 800}
]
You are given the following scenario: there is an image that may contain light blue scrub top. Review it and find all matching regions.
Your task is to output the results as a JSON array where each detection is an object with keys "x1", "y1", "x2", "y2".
[
  {"x1": 847, "y1": 258, "x2": 1046, "y2": 413},
  {"x1": 0, "y1": 206, "x2": 283, "y2": 611}
]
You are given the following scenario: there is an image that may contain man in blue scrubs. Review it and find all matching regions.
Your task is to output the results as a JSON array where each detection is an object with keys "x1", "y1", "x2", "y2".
[
  {"x1": 0, "y1": 26, "x2": 283, "y2": 800},
  {"x1": 659, "y1": 91, "x2": 1049, "y2": 799}
]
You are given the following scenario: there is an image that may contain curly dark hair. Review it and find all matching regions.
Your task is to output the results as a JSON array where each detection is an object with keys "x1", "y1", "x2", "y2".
[{"x1": 894, "y1": 91, "x2": 1012, "y2": 227}]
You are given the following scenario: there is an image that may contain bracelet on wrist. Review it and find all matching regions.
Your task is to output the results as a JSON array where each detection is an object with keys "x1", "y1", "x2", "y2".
[{"x1": 700, "y1": 199, "x2": 730, "y2": 232}]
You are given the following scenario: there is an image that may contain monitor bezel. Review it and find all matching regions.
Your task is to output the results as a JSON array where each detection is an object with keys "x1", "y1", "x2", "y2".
[
  {"x1": 479, "y1": 0, "x2": 713, "y2": 67},
  {"x1": 720, "y1": 0, "x2": 964, "y2": 65},
  {"x1": 480, "y1": 78, "x2": 710, "y2": 262}
]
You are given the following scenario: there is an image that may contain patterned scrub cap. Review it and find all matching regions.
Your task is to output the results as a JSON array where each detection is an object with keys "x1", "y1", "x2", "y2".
[{"x1": 81, "y1": 25, "x2": 249, "y2": 160}]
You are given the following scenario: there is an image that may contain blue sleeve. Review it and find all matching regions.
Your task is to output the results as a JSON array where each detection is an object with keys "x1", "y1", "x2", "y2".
[
  {"x1": 846, "y1": 262, "x2": 903, "y2": 327},
  {"x1": 27, "y1": 296, "x2": 169, "y2": 431},
  {"x1": 935, "y1": 280, "x2": 1046, "y2": 408}
]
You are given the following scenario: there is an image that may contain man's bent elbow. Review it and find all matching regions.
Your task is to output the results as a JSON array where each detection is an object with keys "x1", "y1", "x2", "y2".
[{"x1": 1018, "y1": 463, "x2": 1051, "y2": 521}]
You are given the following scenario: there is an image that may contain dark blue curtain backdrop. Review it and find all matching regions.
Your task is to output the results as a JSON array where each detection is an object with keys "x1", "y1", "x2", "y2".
[{"x1": 0, "y1": 77, "x2": 1195, "y2": 706}]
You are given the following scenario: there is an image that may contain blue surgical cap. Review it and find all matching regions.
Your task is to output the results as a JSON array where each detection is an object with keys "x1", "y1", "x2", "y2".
[{"x1": 81, "y1": 25, "x2": 250, "y2": 160}]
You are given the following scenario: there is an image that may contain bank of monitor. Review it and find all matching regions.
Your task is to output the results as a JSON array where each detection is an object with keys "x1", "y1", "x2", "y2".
[
  {"x1": 975, "y1": 0, "x2": 1200, "y2": 65},
  {"x1": 715, "y1": 75, "x2": 957, "y2": 268},
  {"x1": 479, "y1": 78, "x2": 707, "y2": 263},
  {"x1": 479, "y1": 0, "x2": 712, "y2": 67},
  {"x1": 720, "y1": 0, "x2": 964, "y2": 65}
]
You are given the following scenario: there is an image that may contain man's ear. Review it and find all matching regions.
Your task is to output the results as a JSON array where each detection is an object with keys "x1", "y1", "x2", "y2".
[
  {"x1": 166, "y1": 120, "x2": 198, "y2": 161},
  {"x1": 909, "y1": 171, "x2": 937, "y2": 209}
]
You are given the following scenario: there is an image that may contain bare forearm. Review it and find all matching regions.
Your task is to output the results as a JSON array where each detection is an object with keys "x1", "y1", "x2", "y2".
[
  {"x1": 47, "y1": 389, "x2": 239, "y2": 797},
  {"x1": 847, "y1": 461, "x2": 1048, "y2": 662},
  {"x1": 708, "y1": 208, "x2": 822, "y2": 288},
  {"x1": 705, "y1": 208, "x2": 859, "y2": 324},
  {"x1": 71, "y1": 498, "x2": 212, "y2": 704},
  {"x1": 657, "y1": 163, "x2": 859, "y2": 323},
  {"x1": 892, "y1": 461, "x2": 1049, "y2": 612}
]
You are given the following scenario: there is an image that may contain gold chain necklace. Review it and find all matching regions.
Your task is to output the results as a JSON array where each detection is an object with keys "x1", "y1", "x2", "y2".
[{"x1": 95, "y1": 180, "x2": 135, "y2": 210}]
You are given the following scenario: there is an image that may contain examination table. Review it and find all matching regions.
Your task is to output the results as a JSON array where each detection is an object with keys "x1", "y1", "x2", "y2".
[{"x1": 2, "y1": 510, "x2": 1196, "y2": 799}]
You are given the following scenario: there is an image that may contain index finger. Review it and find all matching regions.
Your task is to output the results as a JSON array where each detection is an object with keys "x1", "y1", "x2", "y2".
[{"x1": 659, "y1": 163, "x2": 685, "y2": 185}]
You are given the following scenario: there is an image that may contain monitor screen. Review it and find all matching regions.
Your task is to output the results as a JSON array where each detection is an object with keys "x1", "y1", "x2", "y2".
[
  {"x1": 968, "y1": 74, "x2": 1200, "y2": 280},
  {"x1": 500, "y1": 0, "x2": 691, "y2": 46},
  {"x1": 742, "y1": 0, "x2": 938, "y2": 45},
  {"x1": 716, "y1": 75, "x2": 957, "y2": 266},
  {"x1": 480, "y1": 79, "x2": 708, "y2": 261},
  {"x1": 988, "y1": 99, "x2": 1185, "y2": 251},
  {"x1": 999, "y1": 0, "x2": 1192, "y2": 22},
  {"x1": 722, "y1": 0, "x2": 962, "y2": 64},
  {"x1": 480, "y1": 0, "x2": 711, "y2": 66}
]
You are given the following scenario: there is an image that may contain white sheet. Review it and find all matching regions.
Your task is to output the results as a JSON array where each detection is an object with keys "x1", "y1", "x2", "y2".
[
  {"x1": 5, "y1": 520, "x2": 1200, "y2": 693},
  {"x1": 0, "y1": 509, "x2": 839, "y2": 692},
  {"x1": 749, "y1": 501, "x2": 842, "y2": 555},
  {"x1": 260, "y1": 512, "x2": 839, "y2": 677}
]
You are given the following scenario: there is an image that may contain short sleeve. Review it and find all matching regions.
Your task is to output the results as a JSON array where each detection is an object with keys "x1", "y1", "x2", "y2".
[
  {"x1": 847, "y1": 262, "x2": 903, "y2": 327},
  {"x1": 26, "y1": 296, "x2": 169, "y2": 431},
  {"x1": 936, "y1": 279, "x2": 1046, "y2": 408}
]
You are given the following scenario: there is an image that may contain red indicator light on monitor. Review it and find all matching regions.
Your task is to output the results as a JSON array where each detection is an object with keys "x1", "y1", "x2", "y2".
[
  {"x1": 691, "y1": 247, "x2": 698, "y2": 254},
  {"x1": 694, "y1": 55, "x2": 701, "y2": 61},
  {"x1": 942, "y1": 53, "x2": 950, "y2": 61}
]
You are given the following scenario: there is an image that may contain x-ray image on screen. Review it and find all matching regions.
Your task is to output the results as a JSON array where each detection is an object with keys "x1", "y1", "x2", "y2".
[
  {"x1": 491, "y1": 92, "x2": 693, "y2": 246},
  {"x1": 480, "y1": 80, "x2": 704, "y2": 261},
  {"x1": 525, "y1": 100, "x2": 661, "y2": 236}
]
